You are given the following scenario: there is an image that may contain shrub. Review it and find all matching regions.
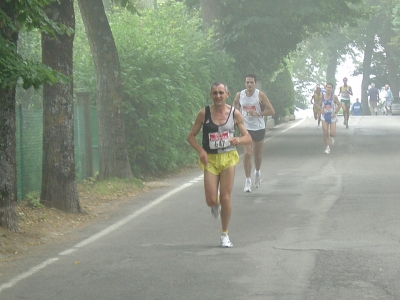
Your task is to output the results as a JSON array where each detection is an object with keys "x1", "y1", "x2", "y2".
[{"x1": 110, "y1": 3, "x2": 236, "y2": 176}]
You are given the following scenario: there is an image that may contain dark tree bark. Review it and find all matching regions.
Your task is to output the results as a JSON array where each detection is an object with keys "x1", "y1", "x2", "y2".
[
  {"x1": 41, "y1": 0, "x2": 81, "y2": 212},
  {"x1": 0, "y1": 2, "x2": 19, "y2": 231},
  {"x1": 326, "y1": 47, "x2": 338, "y2": 90},
  {"x1": 385, "y1": 46, "x2": 400, "y2": 98},
  {"x1": 361, "y1": 33, "x2": 374, "y2": 115},
  {"x1": 77, "y1": 0, "x2": 133, "y2": 180},
  {"x1": 199, "y1": 0, "x2": 223, "y2": 49}
]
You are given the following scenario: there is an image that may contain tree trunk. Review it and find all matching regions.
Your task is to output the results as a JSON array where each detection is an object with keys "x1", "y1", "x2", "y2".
[
  {"x1": 0, "y1": 3, "x2": 19, "y2": 231},
  {"x1": 77, "y1": 0, "x2": 133, "y2": 180},
  {"x1": 361, "y1": 33, "x2": 374, "y2": 115},
  {"x1": 385, "y1": 46, "x2": 399, "y2": 97},
  {"x1": 326, "y1": 47, "x2": 338, "y2": 91},
  {"x1": 199, "y1": 0, "x2": 223, "y2": 49},
  {"x1": 41, "y1": 0, "x2": 81, "y2": 212}
]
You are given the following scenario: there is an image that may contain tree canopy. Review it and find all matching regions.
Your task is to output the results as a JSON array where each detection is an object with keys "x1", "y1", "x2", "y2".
[
  {"x1": 191, "y1": 0, "x2": 366, "y2": 77},
  {"x1": 0, "y1": 0, "x2": 70, "y2": 90}
]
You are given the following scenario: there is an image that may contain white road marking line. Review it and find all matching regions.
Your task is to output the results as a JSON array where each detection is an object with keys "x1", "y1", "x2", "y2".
[
  {"x1": 0, "y1": 121, "x2": 304, "y2": 293},
  {"x1": 0, "y1": 258, "x2": 59, "y2": 292},
  {"x1": 0, "y1": 180, "x2": 197, "y2": 293}
]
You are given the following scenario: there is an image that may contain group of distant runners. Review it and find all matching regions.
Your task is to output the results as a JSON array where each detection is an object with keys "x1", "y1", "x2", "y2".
[{"x1": 310, "y1": 78, "x2": 395, "y2": 154}]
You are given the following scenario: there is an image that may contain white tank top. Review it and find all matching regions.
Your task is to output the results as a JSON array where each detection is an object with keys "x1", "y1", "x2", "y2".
[{"x1": 239, "y1": 89, "x2": 265, "y2": 130}]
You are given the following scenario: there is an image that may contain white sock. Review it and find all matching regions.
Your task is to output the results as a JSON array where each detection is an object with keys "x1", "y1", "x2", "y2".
[{"x1": 246, "y1": 177, "x2": 251, "y2": 183}]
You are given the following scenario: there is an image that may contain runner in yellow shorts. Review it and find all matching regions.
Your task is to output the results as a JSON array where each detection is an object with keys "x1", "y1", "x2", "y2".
[
  {"x1": 199, "y1": 151, "x2": 239, "y2": 175},
  {"x1": 187, "y1": 82, "x2": 251, "y2": 248},
  {"x1": 310, "y1": 84, "x2": 323, "y2": 129}
]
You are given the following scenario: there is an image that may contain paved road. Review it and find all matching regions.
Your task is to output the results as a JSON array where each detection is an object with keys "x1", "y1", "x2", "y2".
[{"x1": 1, "y1": 115, "x2": 400, "y2": 300}]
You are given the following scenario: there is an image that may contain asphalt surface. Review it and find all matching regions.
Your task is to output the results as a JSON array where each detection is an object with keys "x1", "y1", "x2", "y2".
[{"x1": 1, "y1": 115, "x2": 400, "y2": 300}]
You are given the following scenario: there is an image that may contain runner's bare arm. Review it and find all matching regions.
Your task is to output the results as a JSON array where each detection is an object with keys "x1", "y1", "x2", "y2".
[
  {"x1": 187, "y1": 109, "x2": 208, "y2": 165},
  {"x1": 233, "y1": 92, "x2": 240, "y2": 110},
  {"x1": 259, "y1": 92, "x2": 275, "y2": 116},
  {"x1": 230, "y1": 111, "x2": 251, "y2": 146}
]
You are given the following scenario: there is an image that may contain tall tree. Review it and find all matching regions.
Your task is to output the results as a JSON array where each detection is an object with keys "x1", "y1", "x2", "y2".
[
  {"x1": 209, "y1": 0, "x2": 365, "y2": 76},
  {"x1": 199, "y1": 0, "x2": 222, "y2": 48},
  {"x1": 77, "y1": 0, "x2": 133, "y2": 180},
  {"x1": 378, "y1": 0, "x2": 400, "y2": 97},
  {"x1": 350, "y1": 0, "x2": 399, "y2": 108},
  {"x1": 290, "y1": 27, "x2": 358, "y2": 104},
  {"x1": 41, "y1": 0, "x2": 81, "y2": 212},
  {"x1": 0, "y1": 0, "x2": 68, "y2": 230},
  {"x1": 0, "y1": 2, "x2": 19, "y2": 231},
  {"x1": 354, "y1": 3, "x2": 381, "y2": 115}
]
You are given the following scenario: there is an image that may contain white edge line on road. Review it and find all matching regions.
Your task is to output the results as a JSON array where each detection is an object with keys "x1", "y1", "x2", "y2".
[
  {"x1": 0, "y1": 179, "x2": 199, "y2": 293},
  {"x1": 0, "y1": 120, "x2": 306, "y2": 293},
  {"x1": 0, "y1": 258, "x2": 59, "y2": 292},
  {"x1": 73, "y1": 181, "x2": 194, "y2": 248}
]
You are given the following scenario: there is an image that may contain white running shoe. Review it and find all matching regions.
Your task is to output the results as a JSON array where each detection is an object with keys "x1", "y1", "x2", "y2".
[
  {"x1": 221, "y1": 233, "x2": 233, "y2": 248},
  {"x1": 324, "y1": 147, "x2": 330, "y2": 154},
  {"x1": 254, "y1": 171, "x2": 261, "y2": 188},
  {"x1": 330, "y1": 136, "x2": 334, "y2": 145},
  {"x1": 244, "y1": 180, "x2": 251, "y2": 193},
  {"x1": 317, "y1": 125, "x2": 321, "y2": 129}
]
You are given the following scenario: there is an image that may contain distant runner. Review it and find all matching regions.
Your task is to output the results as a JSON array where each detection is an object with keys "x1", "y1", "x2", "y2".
[
  {"x1": 310, "y1": 84, "x2": 323, "y2": 129},
  {"x1": 233, "y1": 74, "x2": 275, "y2": 193},
  {"x1": 338, "y1": 77, "x2": 353, "y2": 129},
  {"x1": 319, "y1": 82, "x2": 341, "y2": 154}
]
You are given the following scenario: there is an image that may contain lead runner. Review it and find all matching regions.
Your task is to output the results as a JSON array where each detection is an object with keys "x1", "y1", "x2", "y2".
[{"x1": 187, "y1": 82, "x2": 251, "y2": 247}]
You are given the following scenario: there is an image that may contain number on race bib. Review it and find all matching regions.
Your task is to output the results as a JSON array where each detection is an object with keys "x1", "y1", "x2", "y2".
[{"x1": 209, "y1": 131, "x2": 231, "y2": 150}]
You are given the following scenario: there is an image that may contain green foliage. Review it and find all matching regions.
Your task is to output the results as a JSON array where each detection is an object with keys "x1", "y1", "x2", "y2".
[
  {"x1": 15, "y1": 30, "x2": 44, "y2": 108},
  {"x1": 73, "y1": 3, "x2": 96, "y2": 97},
  {"x1": 80, "y1": 177, "x2": 143, "y2": 196},
  {"x1": 200, "y1": 0, "x2": 367, "y2": 77},
  {"x1": 0, "y1": 0, "x2": 71, "y2": 90},
  {"x1": 264, "y1": 68, "x2": 295, "y2": 123},
  {"x1": 25, "y1": 191, "x2": 43, "y2": 209},
  {"x1": 108, "y1": 2, "x2": 236, "y2": 176}
]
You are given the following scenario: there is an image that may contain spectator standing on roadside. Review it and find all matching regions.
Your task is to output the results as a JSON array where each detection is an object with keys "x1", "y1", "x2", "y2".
[
  {"x1": 351, "y1": 98, "x2": 362, "y2": 116},
  {"x1": 384, "y1": 84, "x2": 394, "y2": 115},
  {"x1": 367, "y1": 83, "x2": 380, "y2": 115},
  {"x1": 233, "y1": 74, "x2": 275, "y2": 193},
  {"x1": 187, "y1": 82, "x2": 251, "y2": 248},
  {"x1": 338, "y1": 77, "x2": 353, "y2": 129}
]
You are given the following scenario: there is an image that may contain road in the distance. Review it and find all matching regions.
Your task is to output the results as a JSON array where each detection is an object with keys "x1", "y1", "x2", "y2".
[{"x1": 1, "y1": 115, "x2": 400, "y2": 300}]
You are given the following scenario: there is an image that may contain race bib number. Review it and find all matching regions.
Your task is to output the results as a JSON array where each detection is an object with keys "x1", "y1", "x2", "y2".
[
  {"x1": 341, "y1": 88, "x2": 350, "y2": 99},
  {"x1": 324, "y1": 105, "x2": 333, "y2": 113},
  {"x1": 209, "y1": 131, "x2": 231, "y2": 150},
  {"x1": 242, "y1": 105, "x2": 256, "y2": 117}
]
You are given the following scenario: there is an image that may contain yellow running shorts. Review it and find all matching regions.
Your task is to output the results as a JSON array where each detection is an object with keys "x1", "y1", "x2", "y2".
[{"x1": 199, "y1": 150, "x2": 239, "y2": 176}]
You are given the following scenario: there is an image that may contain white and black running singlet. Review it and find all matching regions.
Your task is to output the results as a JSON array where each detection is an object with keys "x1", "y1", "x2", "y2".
[{"x1": 202, "y1": 106, "x2": 237, "y2": 154}]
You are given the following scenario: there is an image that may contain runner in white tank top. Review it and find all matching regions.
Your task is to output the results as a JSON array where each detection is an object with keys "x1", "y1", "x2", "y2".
[{"x1": 233, "y1": 74, "x2": 275, "y2": 192}]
